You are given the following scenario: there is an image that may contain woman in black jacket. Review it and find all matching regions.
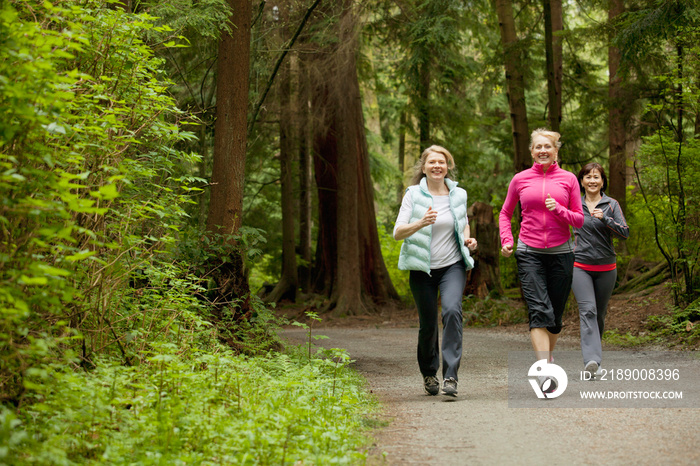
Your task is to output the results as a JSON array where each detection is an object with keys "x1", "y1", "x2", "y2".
[{"x1": 572, "y1": 163, "x2": 629, "y2": 379}]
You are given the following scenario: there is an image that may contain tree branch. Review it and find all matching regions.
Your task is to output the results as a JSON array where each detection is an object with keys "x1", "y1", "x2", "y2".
[{"x1": 247, "y1": 0, "x2": 323, "y2": 136}]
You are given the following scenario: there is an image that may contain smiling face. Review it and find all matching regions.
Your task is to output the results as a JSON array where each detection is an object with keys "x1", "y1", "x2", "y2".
[
  {"x1": 422, "y1": 152, "x2": 448, "y2": 182},
  {"x1": 582, "y1": 169, "x2": 603, "y2": 197},
  {"x1": 530, "y1": 135, "x2": 558, "y2": 168}
]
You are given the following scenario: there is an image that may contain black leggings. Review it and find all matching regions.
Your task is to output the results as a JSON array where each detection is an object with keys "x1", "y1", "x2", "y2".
[{"x1": 515, "y1": 250, "x2": 574, "y2": 334}]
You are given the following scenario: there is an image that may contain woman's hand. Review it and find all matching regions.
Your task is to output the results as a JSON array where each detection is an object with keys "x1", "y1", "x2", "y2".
[
  {"x1": 465, "y1": 237, "x2": 478, "y2": 252},
  {"x1": 545, "y1": 193, "x2": 557, "y2": 211},
  {"x1": 501, "y1": 244, "x2": 513, "y2": 257},
  {"x1": 591, "y1": 208, "x2": 604, "y2": 220},
  {"x1": 421, "y1": 206, "x2": 437, "y2": 227},
  {"x1": 393, "y1": 206, "x2": 437, "y2": 241}
]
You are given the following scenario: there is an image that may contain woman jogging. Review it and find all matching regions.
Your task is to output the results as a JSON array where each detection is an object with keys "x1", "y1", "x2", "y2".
[
  {"x1": 499, "y1": 128, "x2": 584, "y2": 395},
  {"x1": 572, "y1": 163, "x2": 629, "y2": 379},
  {"x1": 394, "y1": 145, "x2": 477, "y2": 397}
]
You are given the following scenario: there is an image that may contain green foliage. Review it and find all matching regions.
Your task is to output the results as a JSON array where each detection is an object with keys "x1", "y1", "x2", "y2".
[
  {"x1": 2, "y1": 339, "x2": 378, "y2": 464},
  {"x1": 644, "y1": 298, "x2": 700, "y2": 347},
  {"x1": 602, "y1": 330, "x2": 657, "y2": 348},
  {"x1": 622, "y1": 17, "x2": 700, "y2": 305},
  {"x1": 0, "y1": 4, "x2": 379, "y2": 463},
  {"x1": 291, "y1": 310, "x2": 329, "y2": 361},
  {"x1": 633, "y1": 119, "x2": 700, "y2": 304},
  {"x1": 377, "y1": 225, "x2": 411, "y2": 302},
  {"x1": 604, "y1": 298, "x2": 700, "y2": 348},
  {"x1": 462, "y1": 294, "x2": 527, "y2": 327},
  {"x1": 142, "y1": 0, "x2": 233, "y2": 40},
  {"x1": 0, "y1": 0, "x2": 205, "y2": 401}
]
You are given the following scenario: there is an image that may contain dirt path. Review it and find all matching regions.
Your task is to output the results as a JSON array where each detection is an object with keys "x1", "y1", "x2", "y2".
[{"x1": 282, "y1": 326, "x2": 700, "y2": 465}]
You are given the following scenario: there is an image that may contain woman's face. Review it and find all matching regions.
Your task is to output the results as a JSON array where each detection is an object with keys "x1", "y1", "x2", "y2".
[
  {"x1": 422, "y1": 152, "x2": 448, "y2": 182},
  {"x1": 582, "y1": 169, "x2": 603, "y2": 197},
  {"x1": 530, "y1": 135, "x2": 558, "y2": 168}
]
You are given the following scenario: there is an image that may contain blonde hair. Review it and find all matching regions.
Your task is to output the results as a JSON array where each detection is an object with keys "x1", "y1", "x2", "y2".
[
  {"x1": 529, "y1": 128, "x2": 562, "y2": 151},
  {"x1": 409, "y1": 145, "x2": 456, "y2": 185}
]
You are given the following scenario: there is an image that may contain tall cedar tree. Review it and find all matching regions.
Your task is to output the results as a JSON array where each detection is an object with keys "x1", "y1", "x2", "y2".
[
  {"x1": 544, "y1": 0, "x2": 563, "y2": 134},
  {"x1": 311, "y1": 2, "x2": 400, "y2": 313},
  {"x1": 608, "y1": 0, "x2": 627, "y2": 214},
  {"x1": 206, "y1": 0, "x2": 252, "y2": 312},
  {"x1": 495, "y1": 0, "x2": 531, "y2": 173},
  {"x1": 266, "y1": 4, "x2": 298, "y2": 303}
]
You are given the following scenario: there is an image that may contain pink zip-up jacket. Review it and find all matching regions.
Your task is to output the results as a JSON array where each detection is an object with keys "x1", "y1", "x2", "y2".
[{"x1": 499, "y1": 162, "x2": 584, "y2": 249}]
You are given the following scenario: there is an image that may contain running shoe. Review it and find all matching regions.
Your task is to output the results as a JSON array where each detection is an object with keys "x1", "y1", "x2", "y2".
[
  {"x1": 442, "y1": 377, "x2": 458, "y2": 397},
  {"x1": 584, "y1": 360, "x2": 599, "y2": 380},
  {"x1": 423, "y1": 375, "x2": 440, "y2": 396}
]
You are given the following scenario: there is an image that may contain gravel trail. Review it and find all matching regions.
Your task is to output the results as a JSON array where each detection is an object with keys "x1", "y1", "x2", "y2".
[{"x1": 282, "y1": 326, "x2": 700, "y2": 465}]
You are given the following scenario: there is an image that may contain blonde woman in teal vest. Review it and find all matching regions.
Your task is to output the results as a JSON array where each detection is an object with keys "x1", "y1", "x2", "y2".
[{"x1": 393, "y1": 145, "x2": 477, "y2": 397}]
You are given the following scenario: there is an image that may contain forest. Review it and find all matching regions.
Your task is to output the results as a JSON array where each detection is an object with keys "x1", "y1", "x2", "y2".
[{"x1": 1, "y1": 0, "x2": 699, "y2": 463}]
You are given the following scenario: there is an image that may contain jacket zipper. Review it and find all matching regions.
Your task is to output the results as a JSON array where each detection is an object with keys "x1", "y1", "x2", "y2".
[{"x1": 542, "y1": 169, "x2": 548, "y2": 248}]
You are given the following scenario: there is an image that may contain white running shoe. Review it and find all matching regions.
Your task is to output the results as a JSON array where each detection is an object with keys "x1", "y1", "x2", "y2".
[{"x1": 584, "y1": 360, "x2": 599, "y2": 380}]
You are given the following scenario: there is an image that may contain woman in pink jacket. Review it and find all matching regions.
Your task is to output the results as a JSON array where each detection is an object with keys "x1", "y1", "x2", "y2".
[{"x1": 499, "y1": 128, "x2": 584, "y2": 395}]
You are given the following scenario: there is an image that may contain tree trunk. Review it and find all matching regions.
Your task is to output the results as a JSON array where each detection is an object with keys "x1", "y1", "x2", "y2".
[
  {"x1": 310, "y1": 2, "x2": 400, "y2": 312},
  {"x1": 464, "y1": 202, "x2": 502, "y2": 298},
  {"x1": 495, "y1": 0, "x2": 530, "y2": 173},
  {"x1": 298, "y1": 59, "x2": 313, "y2": 294},
  {"x1": 332, "y1": 11, "x2": 363, "y2": 315},
  {"x1": 205, "y1": 0, "x2": 252, "y2": 311},
  {"x1": 544, "y1": 0, "x2": 563, "y2": 134},
  {"x1": 266, "y1": 14, "x2": 298, "y2": 303},
  {"x1": 418, "y1": 59, "x2": 431, "y2": 150},
  {"x1": 198, "y1": 79, "x2": 217, "y2": 228},
  {"x1": 397, "y1": 111, "x2": 407, "y2": 208},
  {"x1": 311, "y1": 81, "x2": 338, "y2": 296},
  {"x1": 198, "y1": 120, "x2": 209, "y2": 228},
  {"x1": 608, "y1": 0, "x2": 627, "y2": 214}
]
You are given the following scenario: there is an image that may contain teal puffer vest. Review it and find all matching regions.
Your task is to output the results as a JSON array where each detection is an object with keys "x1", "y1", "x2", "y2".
[{"x1": 398, "y1": 177, "x2": 474, "y2": 274}]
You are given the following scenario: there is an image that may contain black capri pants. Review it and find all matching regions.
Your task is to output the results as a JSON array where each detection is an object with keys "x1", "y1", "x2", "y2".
[{"x1": 514, "y1": 249, "x2": 574, "y2": 334}]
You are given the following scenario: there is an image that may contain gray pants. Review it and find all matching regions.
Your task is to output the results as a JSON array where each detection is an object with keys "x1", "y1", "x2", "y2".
[
  {"x1": 409, "y1": 261, "x2": 467, "y2": 381},
  {"x1": 571, "y1": 267, "x2": 617, "y2": 365}
]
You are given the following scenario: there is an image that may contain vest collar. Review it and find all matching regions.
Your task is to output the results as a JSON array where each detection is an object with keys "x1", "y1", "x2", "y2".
[{"x1": 419, "y1": 177, "x2": 458, "y2": 194}]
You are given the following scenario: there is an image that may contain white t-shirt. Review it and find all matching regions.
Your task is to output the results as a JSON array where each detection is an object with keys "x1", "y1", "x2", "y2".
[{"x1": 394, "y1": 192, "x2": 462, "y2": 270}]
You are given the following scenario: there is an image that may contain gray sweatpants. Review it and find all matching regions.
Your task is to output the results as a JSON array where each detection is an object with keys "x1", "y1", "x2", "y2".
[
  {"x1": 409, "y1": 261, "x2": 467, "y2": 381},
  {"x1": 571, "y1": 267, "x2": 617, "y2": 366}
]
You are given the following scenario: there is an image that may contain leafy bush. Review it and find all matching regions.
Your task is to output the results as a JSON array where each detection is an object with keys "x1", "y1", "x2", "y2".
[
  {"x1": 633, "y1": 130, "x2": 700, "y2": 304},
  {"x1": 2, "y1": 337, "x2": 378, "y2": 464},
  {"x1": 377, "y1": 225, "x2": 411, "y2": 302},
  {"x1": 631, "y1": 24, "x2": 700, "y2": 305},
  {"x1": 0, "y1": 0, "x2": 206, "y2": 401},
  {"x1": 643, "y1": 297, "x2": 700, "y2": 347},
  {"x1": 462, "y1": 293, "x2": 527, "y2": 327},
  {"x1": 0, "y1": 4, "x2": 379, "y2": 463}
]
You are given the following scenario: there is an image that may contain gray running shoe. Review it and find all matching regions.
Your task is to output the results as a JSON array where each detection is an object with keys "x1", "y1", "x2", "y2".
[
  {"x1": 423, "y1": 375, "x2": 440, "y2": 396},
  {"x1": 442, "y1": 377, "x2": 458, "y2": 397},
  {"x1": 584, "y1": 360, "x2": 599, "y2": 380}
]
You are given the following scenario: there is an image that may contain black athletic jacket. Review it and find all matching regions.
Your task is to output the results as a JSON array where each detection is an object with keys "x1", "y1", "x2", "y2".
[{"x1": 573, "y1": 193, "x2": 629, "y2": 265}]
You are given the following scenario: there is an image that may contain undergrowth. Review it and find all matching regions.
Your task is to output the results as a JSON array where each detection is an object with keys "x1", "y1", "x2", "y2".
[
  {"x1": 0, "y1": 3, "x2": 379, "y2": 462},
  {"x1": 462, "y1": 293, "x2": 528, "y2": 327},
  {"x1": 604, "y1": 298, "x2": 700, "y2": 348},
  {"x1": 1, "y1": 307, "x2": 379, "y2": 464}
]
